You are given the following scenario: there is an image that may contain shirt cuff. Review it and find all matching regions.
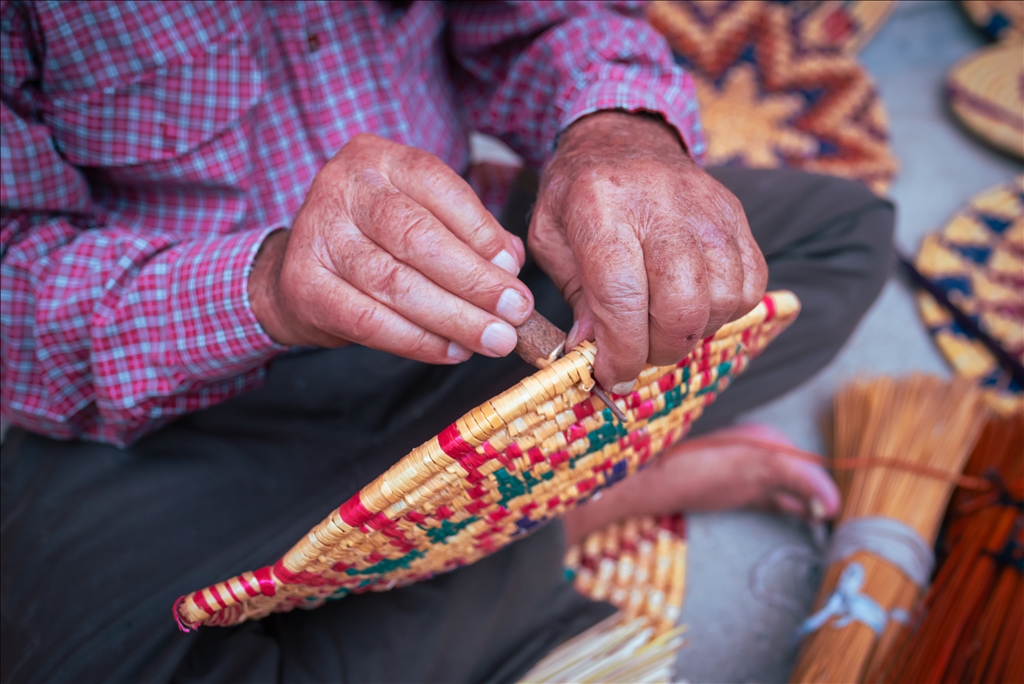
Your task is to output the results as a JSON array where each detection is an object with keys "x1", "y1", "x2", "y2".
[
  {"x1": 89, "y1": 225, "x2": 289, "y2": 420},
  {"x1": 556, "y1": 71, "x2": 707, "y2": 165},
  {"x1": 170, "y1": 225, "x2": 291, "y2": 379}
]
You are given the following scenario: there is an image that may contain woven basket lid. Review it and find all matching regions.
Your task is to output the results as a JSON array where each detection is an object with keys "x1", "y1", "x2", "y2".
[
  {"x1": 961, "y1": 0, "x2": 1024, "y2": 40},
  {"x1": 947, "y1": 40, "x2": 1024, "y2": 160},
  {"x1": 915, "y1": 176, "x2": 1024, "y2": 415},
  {"x1": 646, "y1": 1, "x2": 898, "y2": 194},
  {"x1": 176, "y1": 291, "x2": 801, "y2": 630}
]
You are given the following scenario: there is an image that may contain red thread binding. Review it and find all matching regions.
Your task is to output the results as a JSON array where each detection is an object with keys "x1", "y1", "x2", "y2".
[
  {"x1": 338, "y1": 494, "x2": 375, "y2": 527},
  {"x1": 438, "y1": 423, "x2": 476, "y2": 462},
  {"x1": 762, "y1": 294, "x2": 776, "y2": 322}
]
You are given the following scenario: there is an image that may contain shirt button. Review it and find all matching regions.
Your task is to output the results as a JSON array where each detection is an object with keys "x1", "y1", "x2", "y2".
[{"x1": 307, "y1": 32, "x2": 320, "y2": 53}]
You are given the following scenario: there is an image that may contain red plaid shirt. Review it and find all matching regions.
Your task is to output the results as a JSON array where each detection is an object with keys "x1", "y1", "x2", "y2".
[{"x1": 0, "y1": 0, "x2": 704, "y2": 446}]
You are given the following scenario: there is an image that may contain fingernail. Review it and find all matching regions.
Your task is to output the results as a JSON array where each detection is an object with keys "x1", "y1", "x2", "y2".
[
  {"x1": 611, "y1": 381, "x2": 635, "y2": 395},
  {"x1": 481, "y1": 322, "x2": 517, "y2": 356},
  {"x1": 491, "y1": 249, "x2": 520, "y2": 276},
  {"x1": 810, "y1": 498, "x2": 826, "y2": 522},
  {"x1": 496, "y1": 288, "x2": 530, "y2": 324},
  {"x1": 447, "y1": 341, "x2": 472, "y2": 362},
  {"x1": 566, "y1": 321, "x2": 580, "y2": 348}
]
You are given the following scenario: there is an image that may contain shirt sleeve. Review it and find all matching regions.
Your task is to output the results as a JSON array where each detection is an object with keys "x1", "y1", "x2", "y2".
[
  {"x1": 0, "y1": 10, "x2": 286, "y2": 447},
  {"x1": 446, "y1": 1, "x2": 706, "y2": 170}
]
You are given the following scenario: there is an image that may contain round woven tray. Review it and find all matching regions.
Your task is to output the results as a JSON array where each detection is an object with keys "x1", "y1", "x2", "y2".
[
  {"x1": 916, "y1": 176, "x2": 1024, "y2": 415},
  {"x1": 176, "y1": 291, "x2": 800, "y2": 630},
  {"x1": 947, "y1": 40, "x2": 1024, "y2": 160}
]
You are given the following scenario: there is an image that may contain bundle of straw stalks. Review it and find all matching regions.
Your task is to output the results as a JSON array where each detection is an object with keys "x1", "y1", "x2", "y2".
[
  {"x1": 790, "y1": 375, "x2": 987, "y2": 683},
  {"x1": 869, "y1": 414, "x2": 1024, "y2": 683}
]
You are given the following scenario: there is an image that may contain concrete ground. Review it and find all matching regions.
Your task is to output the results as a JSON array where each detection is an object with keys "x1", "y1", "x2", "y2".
[{"x1": 675, "y1": 2, "x2": 1023, "y2": 682}]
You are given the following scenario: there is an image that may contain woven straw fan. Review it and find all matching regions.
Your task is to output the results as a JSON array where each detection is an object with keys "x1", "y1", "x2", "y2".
[{"x1": 176, "y1": 291, "x2": 800, "y2": 630}]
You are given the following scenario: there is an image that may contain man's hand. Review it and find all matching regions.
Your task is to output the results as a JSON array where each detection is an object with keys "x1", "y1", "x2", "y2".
[
  {"x1": 529, "y1": 112, "x2": 767, "y2": 394},
  {"x1": 248, "y1": 134, "x2": 534, "y2": 363}
]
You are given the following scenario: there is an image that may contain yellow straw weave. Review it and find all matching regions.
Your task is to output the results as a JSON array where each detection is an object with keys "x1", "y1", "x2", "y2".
[{"x1": 176, "y1": 291, "x2": 800, "y2": 630}]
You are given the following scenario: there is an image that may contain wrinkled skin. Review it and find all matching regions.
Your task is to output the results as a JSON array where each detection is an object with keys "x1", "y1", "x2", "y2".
[
  {"x1": 250, "y1": 133, "x2": 533, "y2": 363},
  {"x1": 530, "y1": 111, "x2": 766, "y2": 392},
  {"x1": 250, "y1": 112, "x2": 767, "y2": 392}
]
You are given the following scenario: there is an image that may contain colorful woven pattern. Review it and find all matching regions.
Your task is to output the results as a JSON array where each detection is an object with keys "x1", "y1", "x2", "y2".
[
  {"x1": 916, "y1": 176, "x2": 1024, "y2": 415},
  {"x1": 646, "y1": 1, "x2": 897, "y2": 194},
  {"x1": 565, "y1": 514, "x2": 689, "y2": 636},
  {"x1": 961, "y1": 0, "x2": 1024, "y2": 40},
  {"x1": 176, "y1": 292, "x2": 800, "y2": 629},
  {"x1": 947, "y1": 40, "x2": 1024, "y2": 160},
  {"x1": 786, "y1": 1, "x2": 896, "y2": 54}
]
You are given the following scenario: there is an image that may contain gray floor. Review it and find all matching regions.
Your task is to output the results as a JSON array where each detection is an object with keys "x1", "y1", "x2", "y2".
[{"x1": 676, "y1": 3, "x2": 1023, "y2": 682}]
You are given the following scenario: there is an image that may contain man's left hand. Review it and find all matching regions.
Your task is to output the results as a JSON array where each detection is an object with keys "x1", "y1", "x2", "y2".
[{"x1": 529, "y1": 111, "x2": 768, "y2": 394}]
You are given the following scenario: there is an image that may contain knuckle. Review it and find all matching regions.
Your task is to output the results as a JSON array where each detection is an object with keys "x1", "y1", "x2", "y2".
[
  {"x1": 395, "y1": 213, "x2": 441, "y2": 260},
  {"x1": 361, "y1": 258, "x2": 406, "y2": 301},
  {"x1": 463, "y1": 213, "x2": 502, "y2": 253},
  {"x1": 347, "y1": 303, "x2": 386, "y2": 344},
  {"x1": 653, "y1": 301, "x2": 710, "y2": 345},
  {"x1": 408, "y1": 328, "x2": 441, "y2": 360},
  {"x1": 464, "y1": 259, "x2": 504, "y2": 295}
]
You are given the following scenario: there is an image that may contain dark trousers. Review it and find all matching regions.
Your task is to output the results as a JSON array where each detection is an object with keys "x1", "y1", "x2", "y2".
[{"x1": 0, "y1": 168, "x2": 893, "y2": 683}]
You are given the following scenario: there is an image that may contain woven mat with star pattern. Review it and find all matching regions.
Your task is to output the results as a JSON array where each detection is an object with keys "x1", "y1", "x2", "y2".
[{"x1": 647, "y1": 1, "x2": 898, "y2": 195}]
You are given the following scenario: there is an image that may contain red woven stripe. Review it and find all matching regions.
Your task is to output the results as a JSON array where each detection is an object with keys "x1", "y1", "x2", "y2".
[
  {"x1": 503, "y1": 443, "x2": 523, "y2": 460},
  {"x1": 240, "y1": 574, "x2": 259, "y2": 597},
  {"x1": 573, "y1": 399, "x2": 595, "y2": 420},
  {"x1": 762, "y1": 294, "x2": 776, "y2": 322},
  {"x1": 272, "y1": 559, "x2": 299, "y2": 584},
  {"x1": 223, "y1": 581, "x2": 240, "y2": 604},
  {"x1": 488, "y1": 506, "x2": 510, "y2": 522},
  {"x1": 365, "y1": 511, "x2": 391, "y2": 530},
  {"x1": 550, "y1": 450, "x2": 570, "y2": 467},
  {"x1": 191, "y1": 589, "x2": 214, "y2": 616},
  {"x1": 380, "y1": 525, "x2": 406, "y2": 539},
  {"x1": 208, "y1": 583, "x2": 228, "y2": 610},
  {"x1": 338, "y1": 494, "x2": 375, "y2": 527},
  {"x1": 173, "y1": 596, "x2": 192, "y2": 633},
  {"x1": 635, "y1": 399, "x2": 655, "y2": 420},
  {"x1": 438, "y1": 423, "x2": 477, "y2": 462},
  {"x1": 527, "y1": 447, "x2": 545, "y2": 464},
  {"x1": 658, "y1": 372, "x2": 675, "y2": 392},
  {"x1": 565, "y1": 423, "x2": 587, "y2": 442}
]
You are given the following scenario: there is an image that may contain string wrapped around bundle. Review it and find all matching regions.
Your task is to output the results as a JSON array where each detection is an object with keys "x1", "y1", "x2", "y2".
[
  {"x1": 790, "y1": 375, "x2": 987, "y2": 683},
  {"x1": 869, "y1": 414, "x2": 1024, "y2": 683}
]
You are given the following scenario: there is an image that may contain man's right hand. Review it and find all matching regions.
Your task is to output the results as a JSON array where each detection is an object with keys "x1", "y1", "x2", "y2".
[{"x1": 248, "y1": 134, "x2": 535, "y2": 364}]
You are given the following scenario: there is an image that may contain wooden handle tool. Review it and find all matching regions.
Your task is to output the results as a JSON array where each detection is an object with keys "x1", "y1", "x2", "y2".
[{"x1": 513, "y1": 310, "x2": 628, "y2": 424}]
